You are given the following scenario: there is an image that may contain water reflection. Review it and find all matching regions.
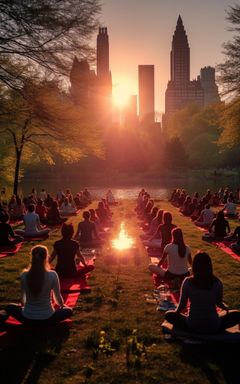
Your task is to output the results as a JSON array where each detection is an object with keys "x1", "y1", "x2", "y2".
[{"x1": 20, "y1": 175, "x2": 240, "y2": 200}]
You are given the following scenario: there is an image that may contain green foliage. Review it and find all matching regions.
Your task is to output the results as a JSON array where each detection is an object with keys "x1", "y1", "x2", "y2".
[
  {"x1": 163, "y1": 137, "x2": 188, "y2": 168},
  {"x1": 218, "y1": 97, "x2": 240, "y2": 148},
  {"x1": 126, "y1": 329, "x2": 147, "y2": 369},
  {"x1": 217, "y1": 5, "x2": 240, "y2": 96},
  {"x1": 0, "y1": 0, "x2": 101, "y2": 89},
  {"x1": 0, "y1": 79, "x2": 103, "y2": 193},
  {"x1": 84, "y1": 330, "x2": 117, "y2": 360},
  {"x1": 165, "y1": 103, "x2": 223, "y2": 168}
]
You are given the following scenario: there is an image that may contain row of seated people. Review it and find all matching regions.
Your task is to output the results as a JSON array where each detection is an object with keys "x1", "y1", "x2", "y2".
[
  {"x1": 170, "y1": 187, "x2": 240, "y2": 210},
  {"x1": 0, "y1": 198, "x2": 113, "y2": 245},
  {"x1": 137, "y1": 188, "x2": 240, "y2": 334},
  {"x1": 0, "y1": 197, "x2": 116, "y2": 325},
  {"x1": 0, "y1": 188, "x2": 92, "y2": 222},
  {"x1": 170, "y1": 189, "x2": 238, "y2": 222}
]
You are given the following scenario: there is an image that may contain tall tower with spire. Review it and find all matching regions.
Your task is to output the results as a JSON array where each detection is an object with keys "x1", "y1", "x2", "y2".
[
  {"x1": 165, "y1": 16, "x2": 204, "y2": 115},
  {"x1": 170, "y1": 16, "x2": 190, "y2": 84},
  {"x1": 97, "y1": 27, "x2": 110, "y2": 78}
]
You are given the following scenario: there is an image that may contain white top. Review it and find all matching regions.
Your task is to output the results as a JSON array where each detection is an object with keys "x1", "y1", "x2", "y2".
[
  {"x1": 164, "y1": 243, "x2": 190, "y2": 275},
  {"x1": 23, "y1": 212, "x2": 40, "y2": 233},
  {"x1": 21, "y1": 270, "x2": 64, "y2": 320},
  {"x1": 224, "y1": 202, "x2": 236, "y2": 215}
]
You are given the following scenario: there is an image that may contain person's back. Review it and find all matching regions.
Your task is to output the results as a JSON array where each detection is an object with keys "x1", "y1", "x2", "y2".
[
  {"x1": 21, "y1": 269, "x2": 60, "y2": 320},
  {"x1": 201, "y1": 207, "x2": 215, "y2": 224},
  {"x1": 0, "y1": 221, "x2": 15, "y2": 245},
  {"x1": 24, "y1": 210, "x2": 39, "y2": 233},
  {"x1": 53, "y1": 238, "x2": 78, "y2": 277},
  {"x1": 182, "y1": 276, "x2": 221, "y2": 333},
  {"x1": 158, "y1": 222, "x2": 176, "y2": 252},
  {"x1": 77, "y1": 219, "x2": 96, "y2": 242},
  {"x1": 224, "y1": 200, "x2": 236, "y2": 215},
  {"x1": 211, "y1": 215, "x2": 229, "y2": 238},
  {"x1": 164, "y1": 243, "x2": 190, "y2": 275},
  {"x1": 47, "y1": 202, "x2": 62, "y2": 224}
]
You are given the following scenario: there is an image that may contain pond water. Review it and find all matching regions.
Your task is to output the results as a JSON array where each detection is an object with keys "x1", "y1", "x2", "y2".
[{"x1": 19, "y1": 174, "x2": 240, "y2": 200}]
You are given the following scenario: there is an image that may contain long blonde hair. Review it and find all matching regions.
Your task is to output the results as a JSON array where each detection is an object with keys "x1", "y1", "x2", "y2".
[{"x1": 25, "y1": 245, "x2": 50, "y2": 296}]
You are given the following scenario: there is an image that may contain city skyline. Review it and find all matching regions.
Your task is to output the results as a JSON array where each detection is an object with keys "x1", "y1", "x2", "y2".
[{"x1": 96, "y1": 0, "x2": 236, "y2": 113}]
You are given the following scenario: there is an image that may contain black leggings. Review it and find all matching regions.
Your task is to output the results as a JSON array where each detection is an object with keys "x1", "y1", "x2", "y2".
[
  {"x1": 165, "y1": 310, "x2": 240, "y2": 333},
  {"x1": 6, "y1": 304, "x2": 73, "y2": 326}
]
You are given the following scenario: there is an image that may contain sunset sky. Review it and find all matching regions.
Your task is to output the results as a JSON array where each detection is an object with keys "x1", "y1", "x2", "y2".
[{"x1": 95, "y1": 0, "x2": 236, "y2": 113}]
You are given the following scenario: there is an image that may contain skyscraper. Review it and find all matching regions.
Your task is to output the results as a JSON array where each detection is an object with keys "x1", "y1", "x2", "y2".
[
  {"x1": 200, "y1": 66, "x2": 220, "y2": 107},
  {"x1": 165, "y1": 16, "x2": 204, "y2": 115},
  {"x1": 69, "y1": 27, "x2": 112, "y2": 118},
  {"x1": 97, "y1": 27, "x2": 110, "y2": 78},
  {"x1": 138, "y1": 65, "x2": 155, "y2": 123},
  {"x1": 95, "y1": 27, "x2": 112, "y2": 119}
]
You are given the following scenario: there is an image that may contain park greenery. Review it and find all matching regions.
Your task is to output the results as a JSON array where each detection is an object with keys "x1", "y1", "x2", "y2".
[
  {"x1": 0, "y1": 3, "x2": 240, "y2": 191},
  {"x1": 0, "y1": 0, "x2": 102, "y2": 194},
  {"x1": 1, "y1": 200, "x2": 240, "y2": 383}
]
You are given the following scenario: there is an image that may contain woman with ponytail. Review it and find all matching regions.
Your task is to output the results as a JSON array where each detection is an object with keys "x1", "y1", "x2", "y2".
[
  {"x1": 6, "y1": 245, "x2": 72, "y2": 324},
  {"x1": 149, "y1": 227, "x2": 192, "y2": 280}
]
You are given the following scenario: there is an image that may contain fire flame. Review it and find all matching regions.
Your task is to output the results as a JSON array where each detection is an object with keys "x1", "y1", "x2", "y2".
[{"x1": 111, "y1": 222, "x2": 134, "y2": 250}]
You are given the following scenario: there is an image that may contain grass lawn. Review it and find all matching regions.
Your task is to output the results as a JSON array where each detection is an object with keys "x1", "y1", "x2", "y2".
[{"x1": 0, "y1": 199, "x2": 240, "y2": 384}]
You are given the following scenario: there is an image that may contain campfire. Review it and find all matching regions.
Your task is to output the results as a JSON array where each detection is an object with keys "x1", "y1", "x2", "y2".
[{"x1": 111, "y1": 222, "x2": 135, "y2": 251}]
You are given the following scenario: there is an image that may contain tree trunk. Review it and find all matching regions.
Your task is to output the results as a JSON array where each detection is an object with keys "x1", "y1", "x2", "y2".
[{"x1": 13, "y1": 150, "x2": 21, "y2": 196}]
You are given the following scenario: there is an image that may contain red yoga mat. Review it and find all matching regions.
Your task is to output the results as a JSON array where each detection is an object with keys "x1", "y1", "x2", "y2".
[
  {"x1": 0, "y1": 242, "x2": 23, "y2": 258},
  {"x1": 212, "y1": 240, "x2": 240, "y2": 262},
  {"x1": 23, "y1": 234, "x2": 49, "y2": 242}
]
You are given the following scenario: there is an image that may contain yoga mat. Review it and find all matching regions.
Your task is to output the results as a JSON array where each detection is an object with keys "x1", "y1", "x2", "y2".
[
  {"x1": 9, "y1": 220, "x2": 23, "y2": 228},
  {"x1": 0, "y1": 242, "x2": 23, "y2": 258},
  {"x1": 23, "y1": 234, "x2": 49, "y2": 242},
  {"x1": 162, "y1": 320, "x2": 240, "y2": 344},
  {"x1": 0, "y1": 316, "x2": 72, "y2": 347},
  {"x1": 212, "y1": 241, "x2": 240, "y2": 262},
  {"x1": 60, "y1": 209, "x2": 81, "y2": 218}
]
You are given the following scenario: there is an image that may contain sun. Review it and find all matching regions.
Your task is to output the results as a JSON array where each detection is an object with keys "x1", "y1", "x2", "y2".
[{"x1": 112, "y1": 82, "x2": 131, "y2": 108}]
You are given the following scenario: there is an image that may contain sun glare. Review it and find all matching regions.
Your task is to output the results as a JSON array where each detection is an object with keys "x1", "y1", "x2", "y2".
[
  {"x1": 112, "y1": 82, "x2": 131, "y2": 108},
  {"x1": 111, "y1": 222, "x2": 134, "y2": 250}
]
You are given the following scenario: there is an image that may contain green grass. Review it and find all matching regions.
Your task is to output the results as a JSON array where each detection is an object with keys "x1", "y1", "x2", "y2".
[{"x1": 0, "y1": 200, "x2": 240, "y2": 383}]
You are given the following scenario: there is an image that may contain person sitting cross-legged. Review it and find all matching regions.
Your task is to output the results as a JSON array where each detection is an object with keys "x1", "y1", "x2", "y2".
[
  {"x1": 207, "y1": 210, "x2": 230, "y2": 240},
  {"x1": 225, "y1": 226, "x2": 240, "y2": 254},
  {"x1": 0, "y1": 212, "x2": 23, "y2": 247},
  {"x1": 143, "y1": 211, "x2": 176, "y2": 254},
  {"x1": 50, "y1": 223, "x2": 94, "y2": 278},
  {"x1": 15, "y1": 204, "x2": 50, "y2": 238},
  {"x1": 224, "y1": 198, "x2": 237, "y2": 218},
  {"x1": 148, "y1": 227, "x2": 192, "y2": 281},
  {"x1": 165, "y1": 252, "x2": 240, "y2": 333},
  {"x1": 6, "y1": 245, "x2": 73, "y2": 325},
  {"x1": 194, "y1": 204, "x2": 215, "y2": 228},
  {"x1": 74, "y1": 211, "x2": 102, "y2": 248}
]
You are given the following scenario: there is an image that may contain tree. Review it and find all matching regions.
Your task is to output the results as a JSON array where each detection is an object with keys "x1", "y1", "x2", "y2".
[
  {"x1": 218, "y1": 97, "x2": 240, "y2": 148},
  {"x1": 217, "y1": 5, "x2": 240, "y2": 96},
  {"x1": 163, "y1": 137, "x2": 188, "y2": 169},
  {"x1": 164, "y1": 103, "x2": 223, "y2": 168},
  {"x1": 0, "y1": 0, "x2": 100, "y2": 89},
  {"x1": 0, "y1": 81, "x2": 103, "y2": 195}
]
